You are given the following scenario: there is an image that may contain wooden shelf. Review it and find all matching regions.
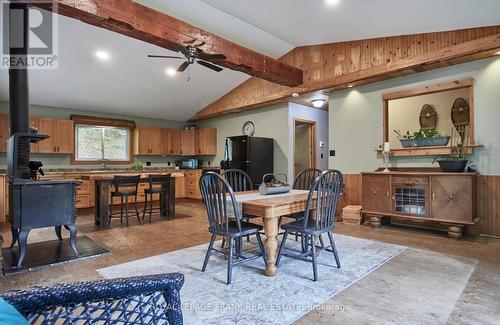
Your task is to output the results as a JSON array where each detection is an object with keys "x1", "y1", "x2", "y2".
[{"x1": 375, "y1": 145, "x2": 482, "y2": 157}]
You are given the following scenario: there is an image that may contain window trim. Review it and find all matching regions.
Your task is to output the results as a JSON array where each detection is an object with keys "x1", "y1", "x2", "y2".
[{"x1": 70, "y1": 116, "x2": 135, "y2": 165}]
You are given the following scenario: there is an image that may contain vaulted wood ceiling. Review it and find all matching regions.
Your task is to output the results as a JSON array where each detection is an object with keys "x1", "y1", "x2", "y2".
[
  {"x1": 192, "y1": 26, "x2": 500, "y2": 120},
  {"x1": 36, "y1": 0, "x2": 303, "y2": 87}
]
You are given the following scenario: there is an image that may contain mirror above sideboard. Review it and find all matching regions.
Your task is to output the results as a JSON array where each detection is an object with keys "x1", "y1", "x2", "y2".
[{"x1": 382, "y1": 79, "x2": 481, "y2": 157}]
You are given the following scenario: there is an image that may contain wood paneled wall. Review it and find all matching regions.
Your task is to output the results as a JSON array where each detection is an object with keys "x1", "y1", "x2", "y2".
[
  {"x1": 194, "y1": 26, "x2": 500, "y2": 120},
  {"x1": 340, "y1": 173, "x2": 500, "y2": 237}
]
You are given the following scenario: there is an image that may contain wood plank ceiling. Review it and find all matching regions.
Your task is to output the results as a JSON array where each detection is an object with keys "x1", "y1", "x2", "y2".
[
  {"x1": 193, "y1": 26, "x2": 500, "y2": 120},
  {"x1": 35, "y1": 0, "x2": 303, "y2": 87}
]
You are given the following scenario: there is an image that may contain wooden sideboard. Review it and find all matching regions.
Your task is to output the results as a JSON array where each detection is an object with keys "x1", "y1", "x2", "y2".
[{"x1": 361, "y1": 169, "x2": 478, "y2": 238}]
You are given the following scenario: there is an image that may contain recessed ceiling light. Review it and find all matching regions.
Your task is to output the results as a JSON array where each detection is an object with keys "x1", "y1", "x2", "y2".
[
  {"x1": 95, "y1": 50, "x2": 110, "y2": 60},
  {"x1": 292, "y1": 92, "x2": 300, "y2": 97},
  {"x1": 347, "y1": 84, "x2": 354, "y2": 88},
  {"x1": 311, "y1": 99, "x2": 326, "y2": 108},
  {"x1": 165, "y1": 68, "x2": 176, "y2": 76},
  {"x1": 495, "y1": 50, "x2": 500, "y2": 55},
  {"x1": 325, "y1": 0, "x2": 340, "y2": 5}
]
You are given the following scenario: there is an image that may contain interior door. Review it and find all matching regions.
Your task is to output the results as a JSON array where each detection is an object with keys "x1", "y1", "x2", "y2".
[{"x1": 362, "y1": 174, "x2": 391, "y2": 213}]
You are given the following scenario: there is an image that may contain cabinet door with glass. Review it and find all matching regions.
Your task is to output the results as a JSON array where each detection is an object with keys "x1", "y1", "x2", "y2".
[{"x1": 391, "y1": 176, "x2": 429, "y2": 217}]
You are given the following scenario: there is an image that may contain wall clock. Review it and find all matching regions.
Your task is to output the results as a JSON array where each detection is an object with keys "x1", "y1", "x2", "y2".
[{"x1": 242, "y1": 121, "x2": 255, "y2": 136}]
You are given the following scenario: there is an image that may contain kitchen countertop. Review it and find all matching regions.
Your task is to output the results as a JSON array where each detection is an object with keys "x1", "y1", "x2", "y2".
[
  {"x1": 0, "y1": 166, "x2": 220, "y2": 176},
  {"x1": 80, "y1": 171, "x2": 185, "y2": 180}
]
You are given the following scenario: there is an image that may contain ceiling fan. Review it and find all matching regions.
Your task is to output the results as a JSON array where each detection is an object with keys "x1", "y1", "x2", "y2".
[{"x1": 148, "y1": 45, "x2": 226, "y2": 72}]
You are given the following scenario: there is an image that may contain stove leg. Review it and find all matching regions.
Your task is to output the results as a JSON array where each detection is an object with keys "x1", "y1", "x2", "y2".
[
  {"x1": 17, "y1": 229, "x2": 30, "y2": 268},
  {"x1": 67, "y1": 225, "x2": 78, "y2": 255},
  {"x1": 10, "y1": 226, "x2": 19, "y2": 248},
  {"x1": 55, "y1": 226, "x2": 63, "y2": 241}
]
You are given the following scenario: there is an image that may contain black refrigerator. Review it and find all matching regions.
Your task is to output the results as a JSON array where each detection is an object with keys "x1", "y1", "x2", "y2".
[{"x1": 222, "y1": 136, "x2": 274, "y2": 186}]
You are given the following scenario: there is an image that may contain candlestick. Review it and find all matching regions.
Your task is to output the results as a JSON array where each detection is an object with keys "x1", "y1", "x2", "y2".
[{"x1": 383, "y1": 141, "x2": 391, "y2": 153}]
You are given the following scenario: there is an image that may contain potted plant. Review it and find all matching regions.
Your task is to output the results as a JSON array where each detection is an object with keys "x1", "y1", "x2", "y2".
[
  {"x1": 434, "y1": 128, "x2": 469, "y2": 172},
  {"x1": 130, "y1": 161, "x2": 144, "y2": 172},
  {"x1": 393, "y1": 130, "x2": 415, "y2": 148},
  {"x1": 413, "y1": 129, "x2": 450, "y2": 147}
]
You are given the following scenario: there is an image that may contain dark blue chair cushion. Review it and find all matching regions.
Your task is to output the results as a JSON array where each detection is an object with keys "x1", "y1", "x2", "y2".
[{"x1": 0, "y1": 298, "x2": 29, "y2": 325}]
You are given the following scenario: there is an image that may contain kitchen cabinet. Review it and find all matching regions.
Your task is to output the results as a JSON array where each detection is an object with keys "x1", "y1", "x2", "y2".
[
  {"x1": 180, "y1": 130, "x2": 195, "y2": 156},
  {"x1": 163, "y1": 129, "x2": 181, "y2": 156},
  {"x1": 0, "y1": 115, "x2": 9, "y2": 152},
  {"x1": 175, "y1": 175, "x2": 186, "y2": 198},
  {"x1": 185, "y1": 169, "x2": 202, "y2": 199},
  {"x1": 195, "y1": 128, "x2": 217, "y2": 156},
  {"x1": 134, "y1": 127, "x2": 164, "y2": 155},
  {"x1": 362, "y1": 174, "x2": 391, "y2": 214},
  {"x1": 0, "y1": 176, "x2": 6, "y2": 223},
  {"x1": 37, "y1": 118, "x2": 74, "y2": 154}
]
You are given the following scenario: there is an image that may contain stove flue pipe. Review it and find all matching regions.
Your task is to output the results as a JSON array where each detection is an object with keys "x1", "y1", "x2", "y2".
[{"x1": 8, "y1": 1, "x2": 30, "y2": 135}]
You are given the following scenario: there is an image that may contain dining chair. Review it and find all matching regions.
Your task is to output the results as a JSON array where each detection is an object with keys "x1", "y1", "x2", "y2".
[
  {"x1": 276, "y1": 169, "x2": 343, "y2": 281},
  {"x1": 109, "y1": 175, "x2": 141, "y2": 226},
  {"x1": 222, "y1": 169, "x2": 254, "y2": 243},
  {"x1": 282, "y1": 168, "x2": 322, "y2": 247},
  {"x1": 199, "y1": 172, "x2": 266, "y2": 285},
  {"x1": 142, "y1": 174, "x2": 171, "y2": 223}
]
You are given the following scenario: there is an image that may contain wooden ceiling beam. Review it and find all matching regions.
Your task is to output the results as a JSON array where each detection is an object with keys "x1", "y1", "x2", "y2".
[
  {"x1": 34, "y1": 0, "x2": 303, "y2": 87},
  {"x1": 192, "y1": 26, "x2": 500, "y2": 120}
]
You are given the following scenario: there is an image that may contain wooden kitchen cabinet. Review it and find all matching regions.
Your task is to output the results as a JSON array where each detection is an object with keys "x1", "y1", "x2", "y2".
[
  {"x1": 163, "y1": 129, "x2": 181, "y2": 156},
  {"x1": 0, "y1": 115, "x2": 9, "y2": 152},
  {"x1": 175, "y1": 175, "x2": 186, "y2": 198},
  {"x1": 195, "y1": 128, "x2": 217, "y2": 156},
  {"x1": 135, "y1": 127, "x2": 168, "y2": 155},
  {"x1": 185, "y1": 169, "x2": 202, "y2": 199},
  {"x1": 430, "y1": 175, "x2": 476, "y2": 223},
  {"x1": 180, "y1": 130, "x2": 195, "y2": 156},
  {"x1": 37, "y1": 118, "x2": 74, "y2": 153},
  {"x1": 0, "y1": 175, "x2": 7, "y2": 223}
]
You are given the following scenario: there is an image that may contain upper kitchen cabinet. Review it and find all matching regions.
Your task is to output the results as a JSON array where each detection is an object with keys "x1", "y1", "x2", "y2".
[
  {"x1": 36, "y1": 118, "x2": 74, "y2": 154},
  {"x1": 0, "y1": 115, "x2": 9, "y2": 152},
  {"x1": 180, "y1": 129, "x2": 195, "y2": 156},
  {"x1": 195, "y1": 128, "x2": 217, "y2": 156},
  {"x1": 163, "y1": 129, "x2": 181, "y2": 156},
  {"x1": 134, "y1": 127, "x2": 164, "y2": 155}
]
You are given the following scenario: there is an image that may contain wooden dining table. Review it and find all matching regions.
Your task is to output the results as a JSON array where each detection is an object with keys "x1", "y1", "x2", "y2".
[{"x1": 237, "y1": 190, "x2": 314, "y2": 277}]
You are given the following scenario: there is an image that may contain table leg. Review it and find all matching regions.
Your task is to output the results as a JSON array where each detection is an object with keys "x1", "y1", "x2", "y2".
[
  {"x1": 263, "y1": 216, "x2": 279, "y2": 276},
  {"x1": 95, "y1": 181, "x2": 110, "y2": 227}
]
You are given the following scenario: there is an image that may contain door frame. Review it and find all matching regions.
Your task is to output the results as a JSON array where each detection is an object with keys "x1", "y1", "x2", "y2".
[{"x1": 293, "y1": 118, "x2": 317, "y2": 178}]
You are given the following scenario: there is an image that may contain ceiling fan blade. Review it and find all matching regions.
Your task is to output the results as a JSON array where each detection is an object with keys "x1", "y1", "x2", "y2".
[
  {"x1": 177, "y1": 61, "x2": 190, "y2": 72},
  {"x1": 175, "y1": 44, "x2": 190, "y2": 57},
  {"x1": 196, "y1": 60, "x2": 223, "y2": 72},
  {"x1": 198, "y1": 52, "x2": 227, "y2": 61},
  {"x1": 148, "y1": 55, "x2": 185, "y2": 59}
]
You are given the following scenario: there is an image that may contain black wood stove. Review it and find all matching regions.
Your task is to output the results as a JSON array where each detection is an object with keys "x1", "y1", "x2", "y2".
[{"x1": 7, "y1": 133, "x2": 80, "y2": 268}]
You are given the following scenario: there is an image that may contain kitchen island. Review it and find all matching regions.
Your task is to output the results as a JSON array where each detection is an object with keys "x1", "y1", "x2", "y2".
[{"x1": 81, "y1": 171, "x2": 185, "y2": 227}]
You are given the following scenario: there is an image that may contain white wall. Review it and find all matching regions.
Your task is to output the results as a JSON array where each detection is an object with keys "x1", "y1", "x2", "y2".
[
  {"x1": 329, "y1": 57, "x2": 500, "y2": 175},
  {"x1": 196, "y1": 104, "x2": 290, "y2": 174}
]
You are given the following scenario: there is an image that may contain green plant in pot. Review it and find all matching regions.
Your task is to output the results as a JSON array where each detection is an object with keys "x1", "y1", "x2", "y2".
[
  {"x1": 394, "y1": 129, "x2": 415, "y2": 148},
  {"x1": 130, "y1": 161, "x2": 144, "y2": 172},
  {"x1": 434, "y1": 128, "x2": 469, "y2": 172},
  {"x1": 413, "y1": 129, "x2": 450, "y2": 147}
]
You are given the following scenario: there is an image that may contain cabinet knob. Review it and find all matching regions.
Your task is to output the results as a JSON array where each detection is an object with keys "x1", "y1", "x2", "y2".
[
  {"x1": 386, "y1": 191, "x2": 390, "y2": 196},
  {"x1": 432, "y1": 193, "x2": 437, "y2": 200}
]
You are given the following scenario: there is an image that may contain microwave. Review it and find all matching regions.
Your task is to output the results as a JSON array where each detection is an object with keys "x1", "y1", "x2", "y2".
[{"x1": 179, "y1": 159, "x2": 201, "y2": 169}]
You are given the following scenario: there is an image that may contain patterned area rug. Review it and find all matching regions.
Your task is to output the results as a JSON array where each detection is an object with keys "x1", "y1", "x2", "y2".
[{"x1": 98, "y1": 234, "x2": 406, "y2": 324}]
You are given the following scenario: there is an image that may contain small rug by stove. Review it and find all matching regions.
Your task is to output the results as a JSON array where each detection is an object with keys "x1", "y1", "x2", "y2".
[{"x1": 98, "y1": 234, "x2": 405, "y2": 325}]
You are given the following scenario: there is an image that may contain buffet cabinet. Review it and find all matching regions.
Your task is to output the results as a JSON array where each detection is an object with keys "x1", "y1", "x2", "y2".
[{"x1": 361, "y1": 170, "x2": 478, "y2": 238}]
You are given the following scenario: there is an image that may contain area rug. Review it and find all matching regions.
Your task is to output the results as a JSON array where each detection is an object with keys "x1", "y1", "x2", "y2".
[{"x1": 98, "y1": 234, "x2": 406, "y2": 324}]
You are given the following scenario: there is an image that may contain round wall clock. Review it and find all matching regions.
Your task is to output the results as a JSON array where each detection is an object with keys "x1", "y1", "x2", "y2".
[{"x1": 242, "y1": 121, "x2": 255, "y2": 136}]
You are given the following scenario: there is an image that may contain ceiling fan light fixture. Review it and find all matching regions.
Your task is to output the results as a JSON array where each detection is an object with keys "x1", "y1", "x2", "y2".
[
  {"x1": 311, "y1": 99, "x2": 326, "y2": 108},
  {"x1": 165, "y1": 68, "x2": 176, "y2": 76}
]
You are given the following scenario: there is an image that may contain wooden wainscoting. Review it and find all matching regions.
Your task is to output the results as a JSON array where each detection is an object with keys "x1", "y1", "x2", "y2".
[
  {"x1": 339, "y1": 173, "x2": 500, "y2": 237},
  {"x1": 478, "y1": 175, "x2": 500, "y2": 236}
]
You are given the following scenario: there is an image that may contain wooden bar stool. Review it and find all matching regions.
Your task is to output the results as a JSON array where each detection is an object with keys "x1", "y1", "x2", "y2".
[
  {"x1": 109, "y1": 175, "x2": 141, "y2": 226},
  {"x1": 142, "y1": 174, "x2": 171, "y2": 223}
]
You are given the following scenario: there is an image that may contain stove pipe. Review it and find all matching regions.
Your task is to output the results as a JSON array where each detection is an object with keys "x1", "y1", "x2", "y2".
[{"x1": 9, "y1": 2, "x2": 30, "y2": 135}]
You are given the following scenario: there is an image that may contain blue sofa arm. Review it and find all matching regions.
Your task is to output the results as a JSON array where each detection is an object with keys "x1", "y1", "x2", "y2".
[{"x1": 1, "y1": 273, "x2": 184, "y2": 324}]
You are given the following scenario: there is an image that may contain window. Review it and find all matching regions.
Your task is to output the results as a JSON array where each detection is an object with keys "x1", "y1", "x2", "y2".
[{"x1": 75, "y1": 124, "x2": 130, "y2": 162}]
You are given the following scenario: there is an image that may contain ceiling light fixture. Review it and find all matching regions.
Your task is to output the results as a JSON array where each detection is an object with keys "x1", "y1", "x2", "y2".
[
  {"x1": 165, "y1": 68, "x2": 176, "y2": 76},
  {"x1": 325, "y1": 0, "x2": 340, "y2": 5},
  {"x1": 292, "y1": 92, "x2": 300, "y2": 97},
  {"x1": 347, "y1": 84, "x2": 354, "y2": 88},
  {"x1": 311, "y1": 99, "x2": 326, "y2": 108},
  {"x1": 95, "y1": 50, "x2": 110, "y2": 60},
  {"x1": 495, "y1": 50, "x2": 500, "y2": 55}
]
